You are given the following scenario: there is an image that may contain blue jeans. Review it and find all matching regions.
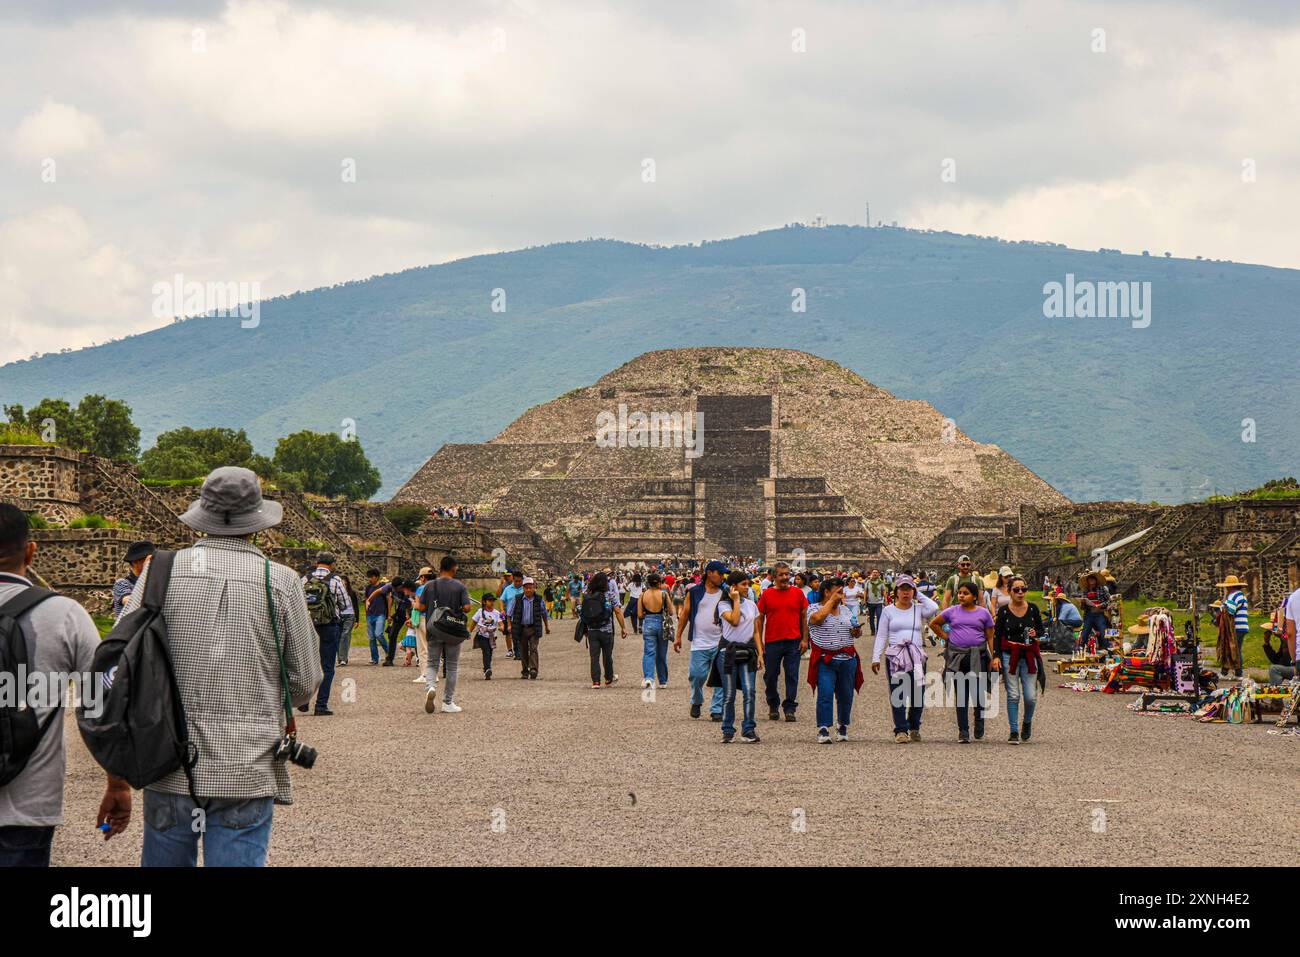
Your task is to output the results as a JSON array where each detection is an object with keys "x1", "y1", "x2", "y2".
[
  {"x1": 866, "y1": 603, "x2": 883, "y2": 634},
  {"x1": 886, "y1": 658, "x2": 924, "y2": 733},
  {"x1": 1081, "y1": 611, "x2": 1109, "y2": 650},
  {"x1": 0, "y1": 825, "x2": 53, "y2": 866},
  {"x1": 1001, "y1": 652, "x2": 1038, "y2": 729},
  {"x1": 816, "y1": 655, "x2": 856, "y2": 731},
  {"x1": 763, "y1": 638, "x2": 802, "y2": 715},
  {"x1": 315, "y1": 622, "x2": 340, "y2": 710},
  {"x1": 141, "y1": 790, "x2": 274, "y2": 867},
  {"x1": 720, "y1": 657, "x2": 757, "y2": 737},
  {"x1": 688, "y1": 645, "x2": 724, "y2": 715},
  {"x1": 947, "y1": 648, "x2": 989, "y2": 735},
  {"x1": 367, "y1": 614, "x2": 389, "y2": 663},
  {"x1": 641, "y1": 613, "x2": 668, "y2": 683}
]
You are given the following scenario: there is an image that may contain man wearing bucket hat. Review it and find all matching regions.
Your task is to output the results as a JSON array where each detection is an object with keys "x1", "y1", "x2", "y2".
[{"x1": 124, "y1": 466, "x2": 321, "y2": 867}]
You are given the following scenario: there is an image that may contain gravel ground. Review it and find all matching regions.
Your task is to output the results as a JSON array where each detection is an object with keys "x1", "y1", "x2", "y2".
[{"x1": 52, "y1": 619, "x2": 1298, "y2": 866}]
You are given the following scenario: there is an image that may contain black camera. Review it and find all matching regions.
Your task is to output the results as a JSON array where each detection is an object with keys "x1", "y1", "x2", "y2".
[{"x1": 273, "y1": 734, "x2": 318, "y2": 769}]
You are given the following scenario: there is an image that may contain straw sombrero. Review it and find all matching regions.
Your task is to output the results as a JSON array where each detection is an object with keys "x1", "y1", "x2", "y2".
[
  {"x1": 1261, "y1": 620, "x2": 1278, "y2": 633},
  {"x1": 1215, "y1": 575, "x2": 1247, "y2": 589},
  {"x1": 1078, "y1": 569, "x2": 1105, "y2": 586},
  {"x1": 1127, "y1": 614, "x2": 1151, "y2": 636},
  {"x1": 981, "y1": 571, "x2": 1000, "y2": 589}
]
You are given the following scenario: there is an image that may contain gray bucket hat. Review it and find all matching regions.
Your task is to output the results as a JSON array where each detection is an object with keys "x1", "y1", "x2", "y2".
[{"x1": 179, "y1": 466, "x2": 283, "y2": 535}]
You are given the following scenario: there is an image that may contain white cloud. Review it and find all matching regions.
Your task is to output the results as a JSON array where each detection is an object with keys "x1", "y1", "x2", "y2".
[
  {"x1": 0, "y1": 0, "x2": 1298, "y2": 363},
  {"x1": 11, "y1": 100, "x2": 105, "y2": 162}
]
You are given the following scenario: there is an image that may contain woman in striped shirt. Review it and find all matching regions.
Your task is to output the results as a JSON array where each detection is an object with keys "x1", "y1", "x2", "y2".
[
  {"x1": 871, "y1": 574, "x2": 939, "y2": 743},
  {"x1": 807, "y1": 577, "x2": 864, "y2": 743}
]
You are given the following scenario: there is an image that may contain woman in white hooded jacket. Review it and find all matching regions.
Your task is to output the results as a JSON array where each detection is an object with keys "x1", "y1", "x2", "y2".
[{"x1": 870, "y1": 574, "x2": 938, "y2": 743}]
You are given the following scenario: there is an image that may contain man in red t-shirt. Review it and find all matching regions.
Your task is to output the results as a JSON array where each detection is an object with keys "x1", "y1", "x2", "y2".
[
  {"x1": 757, "y1": 561, "x2": 809, "y2": 722},
  {"x1": 664, "y1": 572, "x2": 676, "y2": 590}
]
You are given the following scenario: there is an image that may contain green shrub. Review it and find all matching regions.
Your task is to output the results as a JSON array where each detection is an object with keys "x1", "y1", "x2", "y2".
[
  {"x1": 68, "y1": 514, "x2": 128, "y2": 529},
  {"x1": 384, "y1": 504, "x2": 427, "y2": 536},
  {"x1": 26, "y1": 512, "x2": 50, "y2": 529}
]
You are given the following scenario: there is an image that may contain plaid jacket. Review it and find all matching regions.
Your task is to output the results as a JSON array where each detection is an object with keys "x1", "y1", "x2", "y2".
[{"x1": 127, "y1": 537, "x2": 322, "y2": 804}]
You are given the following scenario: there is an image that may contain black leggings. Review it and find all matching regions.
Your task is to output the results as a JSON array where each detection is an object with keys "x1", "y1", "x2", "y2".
[{"x1": 589, "y1": 629, "x2": 615, "y2": 683}]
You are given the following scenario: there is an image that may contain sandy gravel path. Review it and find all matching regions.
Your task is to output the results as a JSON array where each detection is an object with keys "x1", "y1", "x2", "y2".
[{"x1": 52, "y1": 618, "x2": 1298, "y2": 865}]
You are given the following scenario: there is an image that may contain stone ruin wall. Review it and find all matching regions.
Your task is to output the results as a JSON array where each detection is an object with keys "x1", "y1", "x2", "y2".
[{"x1": 0, "y1": 444, "x2": 512, "y2": 610}]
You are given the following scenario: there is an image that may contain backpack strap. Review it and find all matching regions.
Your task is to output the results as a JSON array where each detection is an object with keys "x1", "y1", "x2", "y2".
[
  {"x1": 142, "y1": 550, "x2": 177, "y2": 612},
  {"x1": 0, "y1": 585, "x2": 57, "y2": 621}
]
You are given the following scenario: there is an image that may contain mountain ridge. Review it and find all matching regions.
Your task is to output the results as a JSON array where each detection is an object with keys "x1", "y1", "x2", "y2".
[{"x1": 4, "y1": 224, "x2": 1295, "y2": 502}]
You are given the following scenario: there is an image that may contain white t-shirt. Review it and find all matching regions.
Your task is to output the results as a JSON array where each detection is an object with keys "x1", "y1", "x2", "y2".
[
  {"x1": 627, "y1": 582, "x2": 644, "y2": 601},
  {"x1": 691, "y1": 589, "x2": 724, "y2": 650},
  {"x1": 719, "y1": 596, "x2": 759, "y2": 644},
  {"x1": 473, "y1": 608, "x2": 503, "y2": 639},
  {"x1": 843, "y1": 583, "x2": 865, "y2": 612},
  {"x1": 1285, "y1": 587, "x2": 1300, "y2": 661}
]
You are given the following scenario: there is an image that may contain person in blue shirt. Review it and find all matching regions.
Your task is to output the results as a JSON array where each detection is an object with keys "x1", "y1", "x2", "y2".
[{"x1": 499, "y1": 570, "x2": 525, "y2": 660}]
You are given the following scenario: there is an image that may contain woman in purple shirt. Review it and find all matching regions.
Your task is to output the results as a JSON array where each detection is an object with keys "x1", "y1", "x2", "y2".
[{"x1": 928, "y1": 581, "x2": 994, "y2": 743}]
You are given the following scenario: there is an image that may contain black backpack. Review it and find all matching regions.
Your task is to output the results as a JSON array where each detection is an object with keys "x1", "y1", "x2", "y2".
[
  {"x1": 76, "y1": 551, "x2": 201, "y2": 801},
  {"x1": 0, "y1": 586, "x2": 59, "y2": 786},
  {"x1": 580, "y1": 591, "x2": 611, "y2": 630}
]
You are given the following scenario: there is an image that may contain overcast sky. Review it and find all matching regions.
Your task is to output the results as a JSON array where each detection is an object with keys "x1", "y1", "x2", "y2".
[{"x1": 2, "y1": 0, "x2": 1298, "y2": 362}]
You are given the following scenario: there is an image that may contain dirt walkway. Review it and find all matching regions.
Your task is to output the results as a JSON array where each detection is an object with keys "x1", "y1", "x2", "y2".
[{"x1": 52, "y1": 618, "x2": 1298, "y2": 865}]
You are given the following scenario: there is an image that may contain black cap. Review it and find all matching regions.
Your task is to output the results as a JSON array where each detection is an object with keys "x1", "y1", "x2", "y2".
[{"x1": 125, "y1": 540, "x2": 156, "y2": 564}]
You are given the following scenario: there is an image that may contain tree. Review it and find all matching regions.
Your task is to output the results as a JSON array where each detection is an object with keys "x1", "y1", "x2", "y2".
[
  {"x1": 3, "y1": 394, "x2": 138, "y2": 459},
  {"x1": 272, "y1": 431, "x2": 382, "y2": 500},
  {"x1": 6, "y1": 398, "x2": 81, "y2": 446},
  {"x1": 139, "y1": 426, "x2": 256, "y2": 479},
  {"x1": 384, "y1": 504, "x2": 427, "y2": 536},
  {"x1": 75, "y1": 395, "x2": 140, "y2": 460}
]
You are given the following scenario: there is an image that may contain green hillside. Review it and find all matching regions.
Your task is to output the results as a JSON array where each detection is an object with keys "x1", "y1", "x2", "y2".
[{"x1": 2, "y1": 225, "x2": 1295, "y2": 500}]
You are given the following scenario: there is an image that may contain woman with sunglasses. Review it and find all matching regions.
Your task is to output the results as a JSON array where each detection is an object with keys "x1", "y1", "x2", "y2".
[
  {"x1": 870, "y1": 574, "x2": 938, "y2": 743},
  {"x1": 995, "y1": 576, "x2": 1045, "y2": 744},
  {"x1": 928, "y1": 581, "x2": 994, "y2": 743}
]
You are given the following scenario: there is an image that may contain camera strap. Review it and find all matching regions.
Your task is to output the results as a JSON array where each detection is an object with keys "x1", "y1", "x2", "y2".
[{"x1": 264, "y1": 559, "x2": 297, "y2": 736}]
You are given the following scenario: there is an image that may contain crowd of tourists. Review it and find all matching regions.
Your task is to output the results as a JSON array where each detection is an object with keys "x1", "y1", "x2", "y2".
[
  {"x1": 429, "y1": 504, "x2": 477, "y2": 523},
  {"x1": 3, "y1": 465, "x2": 1299, "y2": 869}
]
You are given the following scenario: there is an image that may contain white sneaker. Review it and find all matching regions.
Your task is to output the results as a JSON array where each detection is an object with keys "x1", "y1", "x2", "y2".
[
  {"x1": 836, "y1": 728, "x2": 849, "y2": 742},
  {"x1": 642, "y1": 678, "x2": 654, "y2": 689},
  {"x1": 424, "y1": 687, "x2": 438, "y2": 713},
  {"x1": 441, "y1": 701, "x2": 463, "y2": 713},
  {"x1": 412, "y1": 675, "x2": 425, "y2": 683}
]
